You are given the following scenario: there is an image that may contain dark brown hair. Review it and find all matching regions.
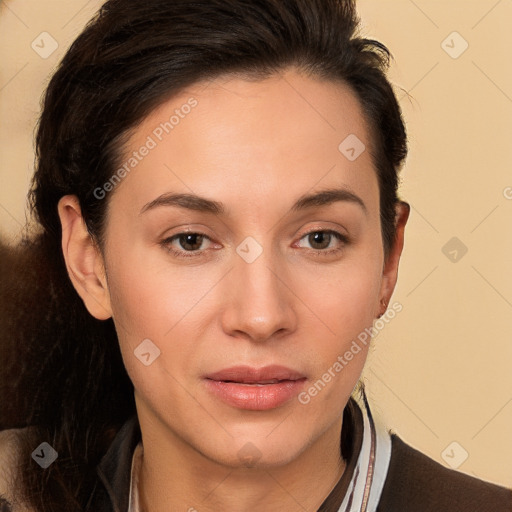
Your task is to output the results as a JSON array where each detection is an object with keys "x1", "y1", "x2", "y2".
[{"x1": 0, "y1": 0, "x2": 407, "y2": 509}]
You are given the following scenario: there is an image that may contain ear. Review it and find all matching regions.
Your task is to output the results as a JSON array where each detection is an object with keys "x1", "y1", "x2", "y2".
[
  {"x1": 377, "y1": 201, "x2": 410, "y2": 318},
  {"x1": 57, "y1": 195, "x2": 112, "y2": 320}
]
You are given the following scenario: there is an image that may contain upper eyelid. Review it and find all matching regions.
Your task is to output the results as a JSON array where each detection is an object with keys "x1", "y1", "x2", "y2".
[{"x1": 164, "y1": 227, "x2": 346, "y2": 240}]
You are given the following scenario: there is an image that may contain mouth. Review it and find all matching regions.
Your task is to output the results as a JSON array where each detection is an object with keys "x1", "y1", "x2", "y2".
[
  {"x1": 218, "y1": 379, "x2": 294, "y2": 386},
  {"x1": 203, "y1": 365, "x2": 307, "y2": 410},
  {"x1": 205, "y1": 364, "x2": 306, "y2": 383}
]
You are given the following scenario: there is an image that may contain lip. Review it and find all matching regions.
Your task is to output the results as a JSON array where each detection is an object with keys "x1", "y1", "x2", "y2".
[{"x1": 203, "y1": 365, "x2": 307, "y2": 411}]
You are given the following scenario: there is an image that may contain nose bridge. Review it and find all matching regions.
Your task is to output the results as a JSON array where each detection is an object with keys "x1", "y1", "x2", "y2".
[{"x1": 221, "y1": 235, "x2": 295, "y2": 341}]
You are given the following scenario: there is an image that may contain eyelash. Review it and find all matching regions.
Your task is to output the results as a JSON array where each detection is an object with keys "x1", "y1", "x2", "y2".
[{"x1": 160, "y1": 229, "x2": 349, "y2": 259}]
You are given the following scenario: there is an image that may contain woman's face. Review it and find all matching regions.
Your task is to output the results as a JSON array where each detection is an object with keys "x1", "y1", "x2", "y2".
[{"x1": 67, "y1": 69, "x2": 406, "y2": 468}]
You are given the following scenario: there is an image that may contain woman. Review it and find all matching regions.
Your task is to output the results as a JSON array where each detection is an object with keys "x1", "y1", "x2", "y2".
[{"x1": 0, "y1": 0, "x2": 510, "y2": 510}]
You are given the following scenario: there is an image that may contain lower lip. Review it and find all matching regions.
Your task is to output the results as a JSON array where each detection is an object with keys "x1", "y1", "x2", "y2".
[{"x1": 204, "y1": 378, "x2": 307, "y2": 410}]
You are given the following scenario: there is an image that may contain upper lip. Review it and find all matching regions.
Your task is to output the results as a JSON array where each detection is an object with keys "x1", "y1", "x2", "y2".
[{"x1": 205, "y1": 365, "x2": 306, "y2": 384}]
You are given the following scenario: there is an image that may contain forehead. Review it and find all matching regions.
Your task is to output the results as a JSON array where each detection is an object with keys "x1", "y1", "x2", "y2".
[{"x1": 108, "y1": 68, "x2": 379, "y2": 219}]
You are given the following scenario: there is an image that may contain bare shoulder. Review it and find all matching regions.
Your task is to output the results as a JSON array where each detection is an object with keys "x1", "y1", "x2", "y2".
[{"x1": 0, "y1": 428, "x2": 36, "y2": 512}]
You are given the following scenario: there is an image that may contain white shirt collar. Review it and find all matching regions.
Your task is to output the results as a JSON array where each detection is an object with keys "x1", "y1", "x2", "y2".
[{"x1": 337, "y1": 391, "x2": 392, "y2": 512}]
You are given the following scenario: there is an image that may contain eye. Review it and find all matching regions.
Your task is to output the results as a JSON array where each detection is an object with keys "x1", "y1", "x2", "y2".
[
  {"x1": 295, "y1": 229, "x2": 349, "y2": 256},
  {"x1": 161, "y1": 228, "x2": 349, "y2": 260},
  {"x1": 161, "y1": 232, "x2": 213, "y2": 258}
]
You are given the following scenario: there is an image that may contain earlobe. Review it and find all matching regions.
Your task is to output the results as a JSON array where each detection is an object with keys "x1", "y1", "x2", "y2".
[
  {"x1": 377, "y1": 201, "x2": 410, "y2": 317},
  {"x1": 57, "y1": 195, "x2": 112, "y2": 320}
]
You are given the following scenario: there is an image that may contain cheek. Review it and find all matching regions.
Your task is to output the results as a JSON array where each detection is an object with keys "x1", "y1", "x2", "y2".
[
  {"x1": 298, "y1": 256, "x2": 382, "y2": 389},
  {"x1": 104, "y1": 242, "x2": 224, "y2": 387},
  {"x1": 106, "y1": 238, "x2": 208, "y2": 335},
  {"x1": 105, "y1": 261, "x2": 198, "y2": 416},
  {"x1": 307, "y1": 256, "x2": 382, "y2": 338}
]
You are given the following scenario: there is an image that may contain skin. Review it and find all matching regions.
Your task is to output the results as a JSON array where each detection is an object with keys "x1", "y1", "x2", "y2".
[{"x1": 58, "y1": 68, "x2": 409, "y2": 512}]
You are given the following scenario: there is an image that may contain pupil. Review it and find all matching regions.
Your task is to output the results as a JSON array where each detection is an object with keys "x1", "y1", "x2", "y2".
[
  {"x1": 310, "y1": 232, "x2": 329, "y2": 249},
  {"x1": 181, "y1": 234, "x2": 202, "y2": 251}
]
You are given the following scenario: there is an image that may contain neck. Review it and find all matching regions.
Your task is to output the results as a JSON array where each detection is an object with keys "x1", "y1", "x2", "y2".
[{"x1": 136, "y1": 414, "x2": 346, "y2": 512}]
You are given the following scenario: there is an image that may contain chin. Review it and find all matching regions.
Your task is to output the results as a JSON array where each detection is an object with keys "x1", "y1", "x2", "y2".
[{"x1": 198, "y1": 429, "x2": 311, "y2": 470}]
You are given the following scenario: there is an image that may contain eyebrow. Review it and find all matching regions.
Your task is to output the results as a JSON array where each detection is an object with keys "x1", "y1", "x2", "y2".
[{"x1": 140, "y1": 187, "x2": 367, "y2": 216}]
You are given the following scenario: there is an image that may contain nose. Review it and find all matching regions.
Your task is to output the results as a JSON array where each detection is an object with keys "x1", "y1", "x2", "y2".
[{"x1": 220, "y1": 242, "x2": 297, "y2": 343}]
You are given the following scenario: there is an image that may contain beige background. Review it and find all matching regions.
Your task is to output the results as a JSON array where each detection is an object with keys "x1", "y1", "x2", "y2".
[{"x1": 1, "y1": 0, "x2": 511, "y2": 488}]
